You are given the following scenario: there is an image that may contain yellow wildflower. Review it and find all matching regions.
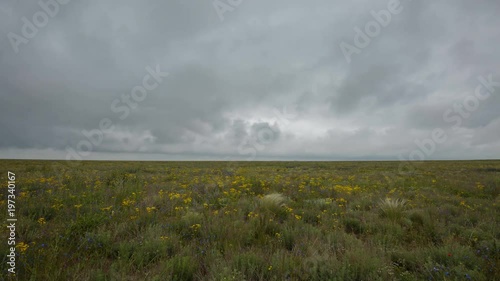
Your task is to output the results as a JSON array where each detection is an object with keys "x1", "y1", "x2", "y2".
[
  {"x1": 122, "y1": 198, "x2": 135, "y2": 207},
  {"x1": 16, "y1": 242, "x2": 29, "y2": 253},
  {"x1": 247, "y1": 212, "x2": 259, "y2": 218},
  {"x1": 190, "y1": 224, "x2": 201, "y2": 231}
]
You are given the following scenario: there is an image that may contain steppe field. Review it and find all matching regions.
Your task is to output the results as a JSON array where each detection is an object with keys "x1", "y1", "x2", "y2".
[{"x1": 1, "y1": 160, "x2": 499, "y2": 281}]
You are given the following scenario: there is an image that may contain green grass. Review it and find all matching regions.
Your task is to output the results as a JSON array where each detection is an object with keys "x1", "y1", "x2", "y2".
[{"x1": 0, "y1": 160, "x2": 499, "y2": 280}]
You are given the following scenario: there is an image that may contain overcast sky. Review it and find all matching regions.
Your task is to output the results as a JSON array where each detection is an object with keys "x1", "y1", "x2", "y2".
[{"x1": 0, "y1": 0, "x2": 499, "y2": 161}]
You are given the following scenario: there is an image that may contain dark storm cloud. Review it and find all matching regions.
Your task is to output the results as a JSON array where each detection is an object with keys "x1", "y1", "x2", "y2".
[{"x1": 1, "y1": 0, "x2": 499, "y2": 160}]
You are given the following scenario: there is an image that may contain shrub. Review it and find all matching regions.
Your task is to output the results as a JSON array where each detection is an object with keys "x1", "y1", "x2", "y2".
[
  {"x1": 232, "y1": 252, "x2": 267, "y2": 280},
  {"x1": 379, "y1": 197, "x2": 407, "y2": 221},
  {"x1": 167, "y1": 256, "x2": 198, "y2": 281},
  {"x1": 260, "y1": 193, "x2": 288, "y2": 211},
  {"x1": 343, "y1": 217, "x2": 364, "y2": 235}
]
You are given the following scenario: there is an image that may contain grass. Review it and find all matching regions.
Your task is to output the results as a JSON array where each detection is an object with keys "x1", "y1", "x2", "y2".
[
  {"x1": 378, "y1": 197, "x2": 407, "y2": 222},
  {"x1": 0, "y1": 160, "x2": 499, "y2": 280}
]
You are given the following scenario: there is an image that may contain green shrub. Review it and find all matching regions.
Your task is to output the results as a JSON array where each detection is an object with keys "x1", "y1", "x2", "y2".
[
  {"x1": 343, "y1": 217, "x2": 364, "y2": 235},
  {"x1": 232, "y1": 252, "x2": 267, "y2": 280},
  {"x1": 166, "y1": 256, "x2": 198, "y2": 281}
]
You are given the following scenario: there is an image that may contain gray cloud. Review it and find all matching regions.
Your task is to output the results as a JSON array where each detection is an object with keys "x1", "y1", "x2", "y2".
[{"x1": 1, "y1": 0, "x2": 499, "y2": 160}]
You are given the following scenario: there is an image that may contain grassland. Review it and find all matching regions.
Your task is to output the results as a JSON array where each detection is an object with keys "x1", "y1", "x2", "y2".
[{"x1": 1, "y1": 160, "x2": 499, "y2": 280}]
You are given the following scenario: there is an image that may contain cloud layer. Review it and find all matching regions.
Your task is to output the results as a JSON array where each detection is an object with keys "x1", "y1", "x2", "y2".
[{"x1": 1, "y1": 0, "x2": 499, "y2": 160}]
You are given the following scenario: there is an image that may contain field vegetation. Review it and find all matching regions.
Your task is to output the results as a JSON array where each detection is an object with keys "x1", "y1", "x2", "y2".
[{"x1": 1, "y1": 160, "x2": 499, "y2": 280}]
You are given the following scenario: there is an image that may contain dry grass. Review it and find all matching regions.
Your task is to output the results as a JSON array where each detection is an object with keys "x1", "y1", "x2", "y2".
[{"x1": 378, "y1": 197, "x2": 407, "y2": 221}]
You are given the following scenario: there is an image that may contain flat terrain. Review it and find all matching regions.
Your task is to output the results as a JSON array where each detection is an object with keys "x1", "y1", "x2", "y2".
[{"x1": 1, "y1": 160, "x2": 499, "y2": 280}]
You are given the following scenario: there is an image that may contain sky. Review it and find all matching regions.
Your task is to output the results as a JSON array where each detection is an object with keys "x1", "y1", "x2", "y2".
[{"x1": 0, "y1": 0, "x2": 499, "y2": 161}]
